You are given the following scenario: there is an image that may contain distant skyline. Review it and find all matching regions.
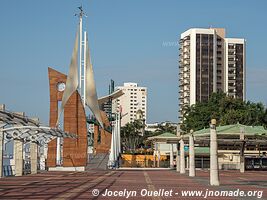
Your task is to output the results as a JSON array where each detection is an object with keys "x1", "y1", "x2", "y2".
[{"x1": 0, "y1": 0, "x2": 267, "y2": 124}]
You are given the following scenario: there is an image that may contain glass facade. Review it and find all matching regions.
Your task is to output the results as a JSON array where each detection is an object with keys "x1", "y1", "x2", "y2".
[{"x1": 196, "y1": 34, "x2": 214, "y2": 102}]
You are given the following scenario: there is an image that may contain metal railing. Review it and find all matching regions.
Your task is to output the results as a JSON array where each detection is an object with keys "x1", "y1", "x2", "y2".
[{"x1": 2, "y1": 165, "x2": 15, "y2": 177}]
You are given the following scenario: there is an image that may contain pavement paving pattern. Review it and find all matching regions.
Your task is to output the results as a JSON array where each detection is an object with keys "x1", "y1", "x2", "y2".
[{"x1": 0, "y1": 169, "x2": 266, "y2": 200}]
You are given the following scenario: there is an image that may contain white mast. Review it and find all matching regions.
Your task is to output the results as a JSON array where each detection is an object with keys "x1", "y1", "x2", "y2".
[
  {"x1": 77, "y1": 6, "x2": 86, "y2": 107},
  {"x1": 83, "y1": 32, "x2": 87, "y2": 106}
]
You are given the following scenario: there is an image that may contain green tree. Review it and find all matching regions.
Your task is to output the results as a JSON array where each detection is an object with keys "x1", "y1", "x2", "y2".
[
  {"x1": 181, "y1": 92, "x2": 267, "y2": 132},
  {"x1": 156, "y1": 122, "x2": 176, "y2": 134},
  {"x1": 121, "y1": 119, "x2": 145, "y2": 152}
]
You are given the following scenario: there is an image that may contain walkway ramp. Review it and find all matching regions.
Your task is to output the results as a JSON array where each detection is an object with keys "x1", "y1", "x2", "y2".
[{"x1": 86, "y1": 153, "x2": 109, "y2": 170}]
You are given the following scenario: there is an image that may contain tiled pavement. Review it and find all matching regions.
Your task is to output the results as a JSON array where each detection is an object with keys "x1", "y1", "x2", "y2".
[{"x1": 0, "y1": 169, "x2": 266, "y2": 200}]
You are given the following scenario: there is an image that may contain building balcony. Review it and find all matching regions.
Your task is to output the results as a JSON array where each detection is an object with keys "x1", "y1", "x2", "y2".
[{"x1": 184, "y1": 76, "x2": 190, "y2": 80}]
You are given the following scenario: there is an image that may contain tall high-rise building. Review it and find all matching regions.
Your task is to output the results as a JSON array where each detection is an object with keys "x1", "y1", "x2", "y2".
[
  {"x1": 113, "y1": 82, "x2": 147, "y2": 126},
  {"x1": 179, "y1": 28, "x2": 246, "y2": 123},
  {"x1": 225, "y1": 38, "x2": 246, "y2": 99}
]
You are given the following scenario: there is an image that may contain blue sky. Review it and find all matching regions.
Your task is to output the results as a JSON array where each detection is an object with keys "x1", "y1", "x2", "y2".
[{"x1": 0, "y1": 0, "x2": 267, "y2": 125}]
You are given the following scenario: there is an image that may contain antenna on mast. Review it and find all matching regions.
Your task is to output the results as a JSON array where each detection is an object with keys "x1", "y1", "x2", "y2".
[{"x1": 75, "y1": 5, "x2": 87, "y2": 18}]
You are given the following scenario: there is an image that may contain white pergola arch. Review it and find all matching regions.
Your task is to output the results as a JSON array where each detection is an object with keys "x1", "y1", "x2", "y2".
[
  {"x1": 3, "y1": 126, "x2": 76, "y2": 143},
  {"x1": 0, "y1": 104, "x2": 76, "y2": 177}
]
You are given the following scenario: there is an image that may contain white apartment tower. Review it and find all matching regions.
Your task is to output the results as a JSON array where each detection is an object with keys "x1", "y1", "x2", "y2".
[
  {"x1": 113, "y1": 83, "x2": 147, "y2": 126},
  {"x1": 179, "y1": 28, "x2": 246, "y2": 123}
]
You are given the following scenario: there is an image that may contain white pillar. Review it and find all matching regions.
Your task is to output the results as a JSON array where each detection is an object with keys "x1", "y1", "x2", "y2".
[
  {"x1": 210, "y1": 119, "x2": 220, "y2": 186},
  {"x1": 186, "y1": 156, "x2": 189, "y2": 169},
  {"x1": 79, "y1": 15, "x2": 83, "y2": 93},
  {"x1": 108, "y1": 124, "x2": 115, "y2": 167},
  {"x1": 176, "y1": 145, "x2": 180, "y2": 172},
  {"x1": 56, "y1": 137, "x2": 61, "y2": 166},
  {"x1": 0, "y1": 131, "x2": 3, "y2": 177},
  {"x1": 240, "y1": 127, "x2": 245, "y2": 173},
  {"x1": 40, "y1": 143, "x2": 48, "y2": 170},
  {"x1": 153, "y1": 144, "x2": 156, "y2": 168},
  {"x1": 30, "y1": 142, "x2": 38, "y2": 174},
  {"x1": 118, "y1": 113, "x2": 121, "y2": 154},
  {"x1": 114, "y1": 115, "x2": 118, "y2": 161},
  {"x1": 157, "y1": 149, "x2": 160, "y2": 168},
  {"x1": 180, "y1": 139, "x2": 185, "y2": 174},
  {"x1": 189, "y1": 133, "x2": 195, "y2": 177},
  {"x1": 14, "y1": 139, "x2": 24, "y2": 176},
  {"x1": 170, "y1": 144, "x2": 174, "y2": 169},
  {"x1": 117, "y1": 114, "x2": 120, "y2": 156}
]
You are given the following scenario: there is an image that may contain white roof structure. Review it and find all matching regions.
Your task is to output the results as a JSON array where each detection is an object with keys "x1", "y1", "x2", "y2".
[
  {"x1": 0, "y1": 105, "x2": 76, "y2": 145},
  {"x1": 98, "y1": 89, "x2": 124, "y2": 105}
]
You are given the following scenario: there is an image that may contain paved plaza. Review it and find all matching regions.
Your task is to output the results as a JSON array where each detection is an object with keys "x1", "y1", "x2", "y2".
[{"x1": 0, "y1": 169, "x2": 266, "y2": 200}]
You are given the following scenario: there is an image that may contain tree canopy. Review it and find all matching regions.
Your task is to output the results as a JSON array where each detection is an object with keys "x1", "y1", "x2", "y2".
[
  {"x1": 121, "y1": 120, "x2": 177, "y2": 153},
  {"x1": 121, "y1": 119, "x2": 146, "y2": 153},
  {"x1": 181, "y1": 93, "x2": 267, "y2": 132}
]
